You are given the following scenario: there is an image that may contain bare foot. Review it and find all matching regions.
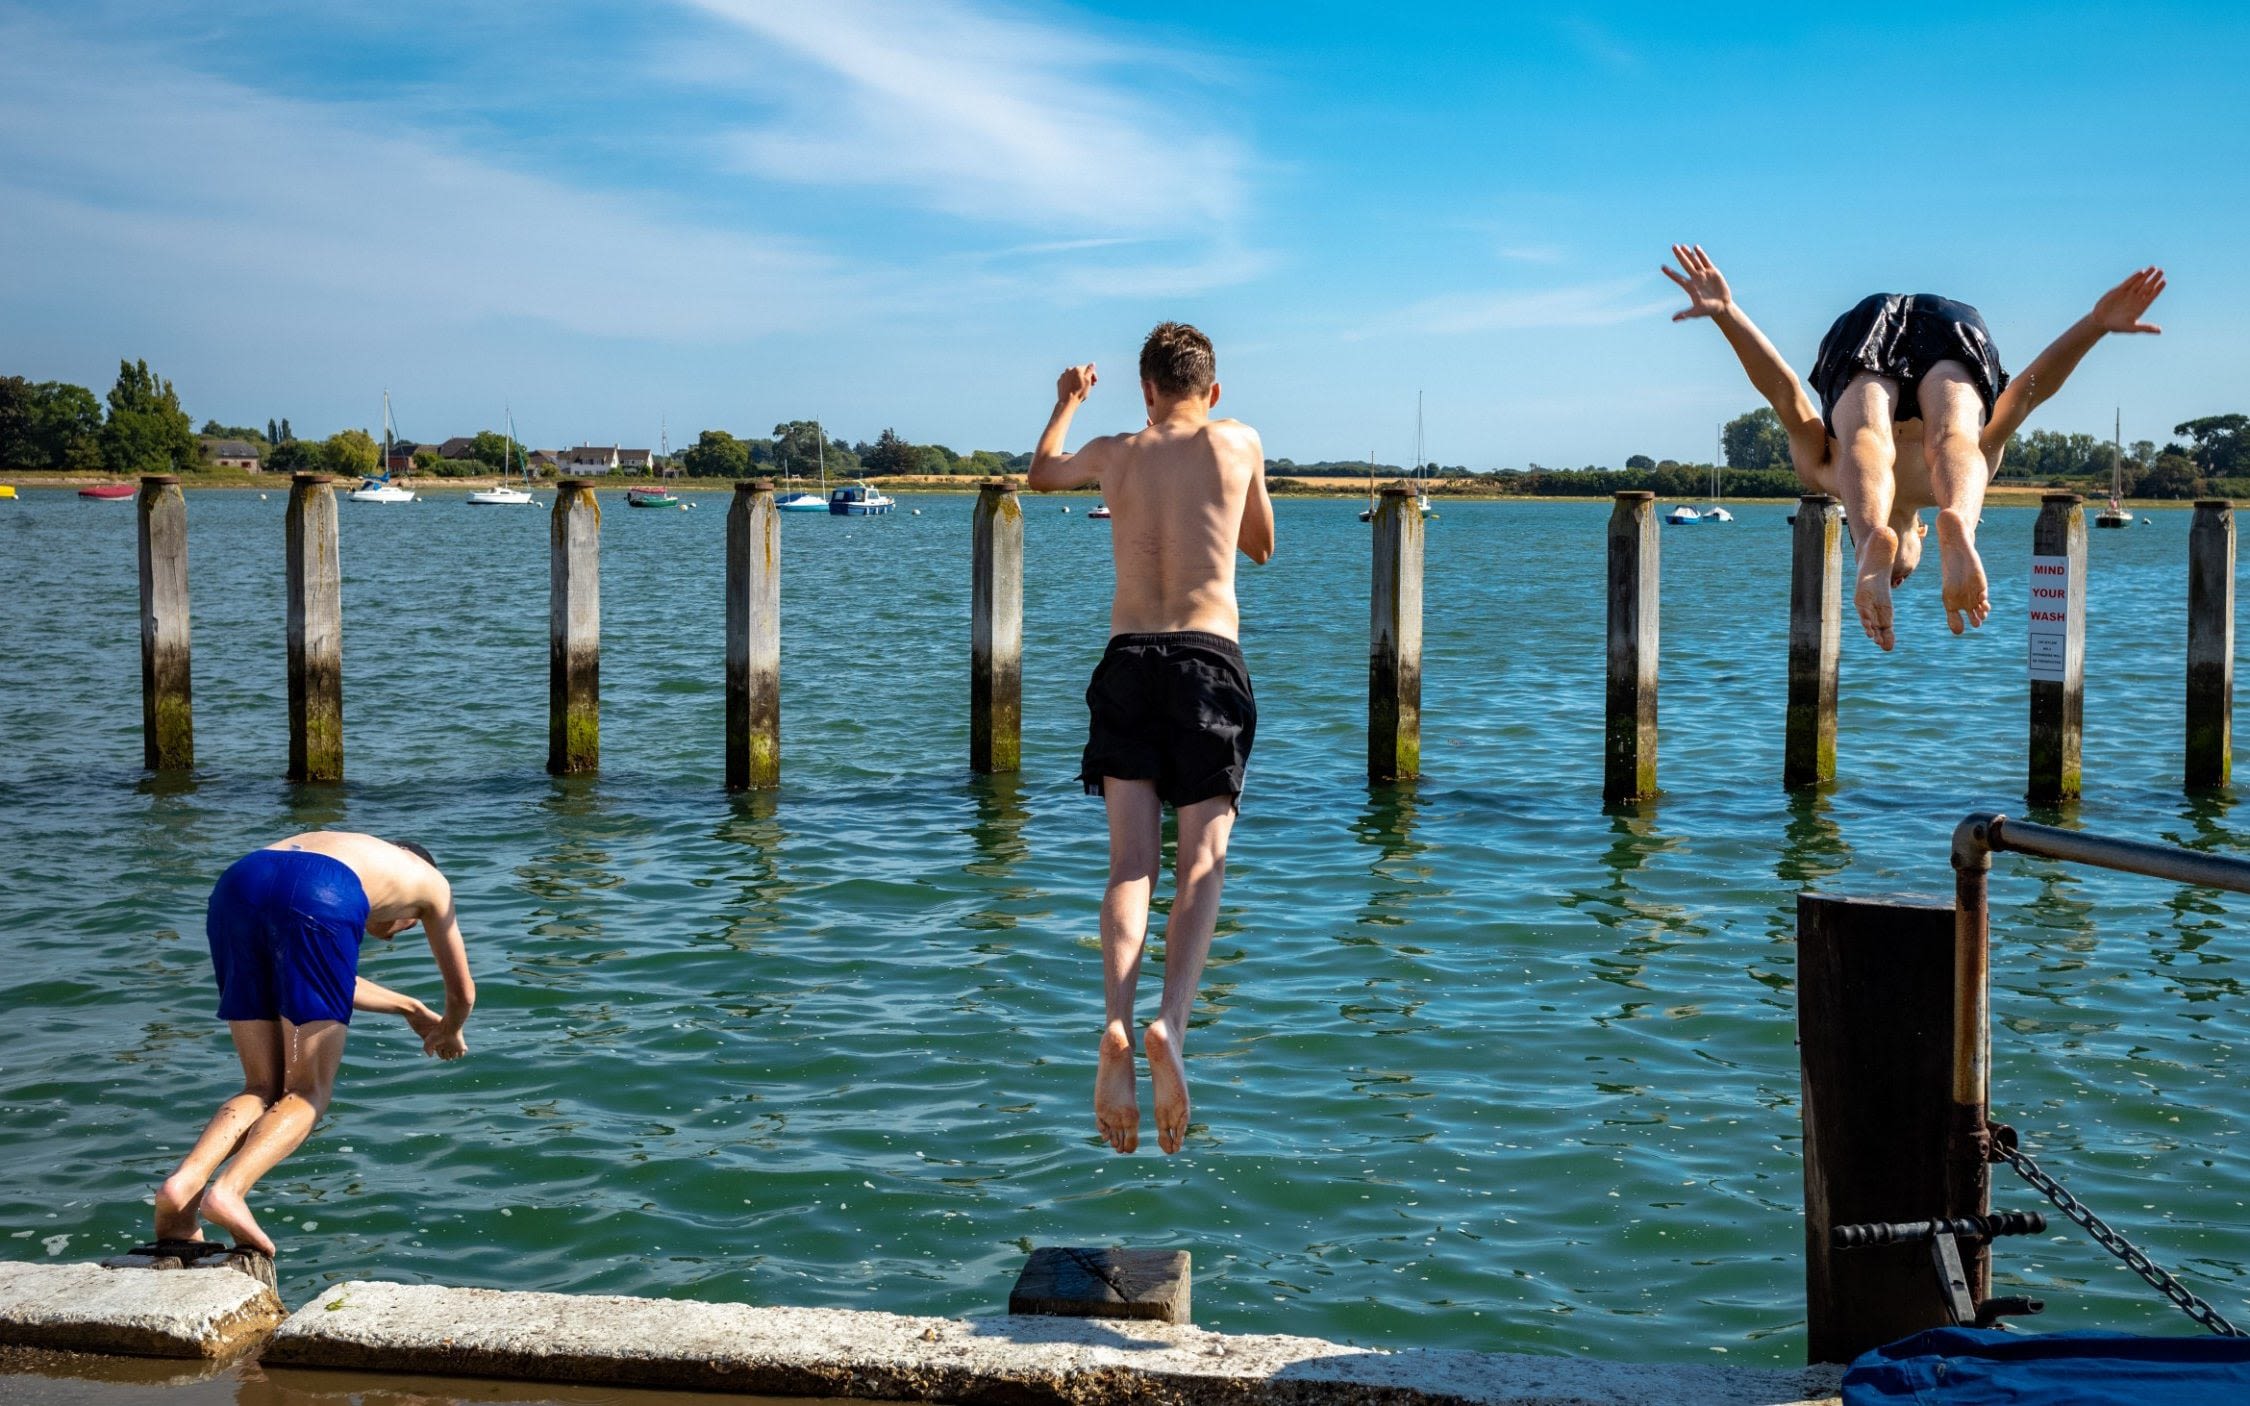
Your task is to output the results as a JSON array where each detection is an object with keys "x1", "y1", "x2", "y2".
[
  {"x1": 1853, "y1": 523, "x2": 1901, "y2": 651},
  {"x1": 1143, "y1": 1019, "x2": 1189, "y2": 1156},
  {"x1": 1935, "y1": 510, "x2": 1990, "y2": 635},
  {"x1": 1093, "y1": 1025, "x2": 1138, "y2": 1154},
  {"x1": 197, "y1": 1182, "x2": 275, "y2": 1256},
  {"x1": 153, "y1": 1176, "x2": 206, "y2": 1242}
]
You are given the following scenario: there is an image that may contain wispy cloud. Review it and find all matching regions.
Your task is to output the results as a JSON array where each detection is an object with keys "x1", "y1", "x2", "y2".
[
  {"x1": 1349, "y1": 277, "x2": 1676, "y2": 340},
  {"x1": 684, "y1": 0, "x2": 1254, "y2": 240},
  {"x1": 0, "y1": 15, "x2": 894, "y2": 343}
]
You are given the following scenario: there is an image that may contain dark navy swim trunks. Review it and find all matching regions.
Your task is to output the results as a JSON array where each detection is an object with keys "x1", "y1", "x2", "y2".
[
  {"x1": 206, "y1": 849, "x2": 370, "y2": 1026},
  {"x1": 1079, "y1": 631, "x2": 1257, "y2": 808},
  {"x1": 1809, "y1": 293, "x2": 2010, "y2": 437}
]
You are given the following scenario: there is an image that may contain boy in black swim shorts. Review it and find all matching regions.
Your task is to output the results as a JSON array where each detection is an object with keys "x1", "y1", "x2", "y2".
[
  {"x1": 1026, "y1": 321, "x2": 1275, "y2": 1156},
  {"x1": 1664, "y1": 246, "x2": 2165, "y2": 650}
]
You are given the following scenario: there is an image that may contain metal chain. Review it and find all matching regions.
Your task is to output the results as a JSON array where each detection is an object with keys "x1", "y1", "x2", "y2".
[{"x1": 1996, "y1": 1139, "x2": 2246, "y2": 1337}]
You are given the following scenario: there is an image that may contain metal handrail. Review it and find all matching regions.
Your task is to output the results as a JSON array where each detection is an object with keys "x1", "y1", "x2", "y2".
[{"x1": 1943, "y1": 811, "x2": 2250, "y2": 1304}]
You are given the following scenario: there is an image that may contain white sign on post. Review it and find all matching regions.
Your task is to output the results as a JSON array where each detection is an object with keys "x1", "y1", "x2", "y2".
[{"x1": 2028, "y1": 553, "x2": 2071, "y2": 682}]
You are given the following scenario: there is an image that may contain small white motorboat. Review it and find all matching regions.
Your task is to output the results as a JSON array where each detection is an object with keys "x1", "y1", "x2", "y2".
[
  {"x1": 1700, "y1": 505, "x2": 1735, "y2": 523},
  {"x1": 1665, "y1": 504, "x2": 1701, "y2": 525},
  {"x1": 466, "y1": 485, "x2": 533, "y2": 506},
  {"x1": 829, "y1": 482, "x2": 895, "y2": 515},
  {"x1": 348, "y1": 476, "x2": 415, "y2": 503},
  {"x1": 776, "y1": 491, "x2": 827, "y2": 512},
  {"x1": 1089, "y1": 504, "x2": 1112, "y2": 520}
]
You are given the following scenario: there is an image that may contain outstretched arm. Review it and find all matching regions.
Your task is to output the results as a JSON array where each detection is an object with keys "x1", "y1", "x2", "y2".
[
  {"x1": 1027, "y1": 364, "x2": 1106, "y2": 491},
  {"x1": 1663, "y1": 245, "x2": 1829, "y2": 477},
  {"x1": 1982, "y1": 267, "x2": 2166, "y2": 454}
]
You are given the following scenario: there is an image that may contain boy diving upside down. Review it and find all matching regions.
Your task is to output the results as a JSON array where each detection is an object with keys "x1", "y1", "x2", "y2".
[
  {"x1": 152, "y1": 831, "x2": 474, "y2": 1256},
  {"x1": 1664, "y1": 246, "x2": 2166, "y2": 649},
  {"x1": 1027, "y1": 322, "x2": 1275, "y2": 1155}
]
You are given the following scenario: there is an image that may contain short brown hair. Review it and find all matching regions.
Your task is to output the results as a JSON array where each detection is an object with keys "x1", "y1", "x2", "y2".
[{"x1": 1139, "y1": 322, "x2": 1215, "y2": 397}]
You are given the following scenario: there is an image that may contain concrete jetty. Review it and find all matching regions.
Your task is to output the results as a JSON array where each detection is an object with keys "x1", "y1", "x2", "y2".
[
  {"x1": 260, "y1": 1279, "x2": 1840, "y2": 1405},
  {"x1": 0, "y1": 1261, "x2": 281, "y2": 1360}
]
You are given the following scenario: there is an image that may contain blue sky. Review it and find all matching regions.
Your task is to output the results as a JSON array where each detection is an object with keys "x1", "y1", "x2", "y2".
[{"x1": 1, "y1": 1, "x2": 2243, "y2": 465}]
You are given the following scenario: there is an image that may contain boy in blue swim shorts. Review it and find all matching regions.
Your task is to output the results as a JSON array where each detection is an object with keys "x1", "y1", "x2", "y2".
[{"x1": 150, "y1": 831, "x2": 475, "y2": 1257}]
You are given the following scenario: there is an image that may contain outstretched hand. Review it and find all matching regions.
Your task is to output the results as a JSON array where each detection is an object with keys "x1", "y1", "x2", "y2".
[
  {"x1": 1662, "y1": 244, "x2": 1733, "y2": 322},
  {"x1": 1056, "y1": 363, "x2": 1097, "y2": 404},
  {"x1": 2089, "y1": 266, "x2": 2166, "y2": 334},
  {"x1": 423, "y1": 1024, "x2": 468, "y2": 1060}
]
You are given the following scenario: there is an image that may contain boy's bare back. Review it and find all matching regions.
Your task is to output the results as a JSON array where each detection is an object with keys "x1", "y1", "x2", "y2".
[{"x1": 1087, "y1": 418, "x2": 1266, "y2": 638}]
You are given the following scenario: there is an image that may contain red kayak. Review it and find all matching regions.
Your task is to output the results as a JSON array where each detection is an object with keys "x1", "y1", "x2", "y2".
[{"x1": 77, "y1": 484, "x2": 134, "y2": 500}]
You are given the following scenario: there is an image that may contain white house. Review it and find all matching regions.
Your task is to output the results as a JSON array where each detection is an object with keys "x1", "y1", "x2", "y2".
[{"x1": 560, "y1": 445, "x2": 652, "y2": 476}]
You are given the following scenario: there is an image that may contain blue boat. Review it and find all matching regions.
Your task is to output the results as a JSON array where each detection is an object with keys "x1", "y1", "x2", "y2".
[{"x1": 829, "y1": 482, "x2": 895, "y2": 516}]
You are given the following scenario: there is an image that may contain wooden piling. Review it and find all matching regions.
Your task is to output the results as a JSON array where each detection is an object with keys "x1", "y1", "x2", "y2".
[
  {"x1": 2027, "y1": 493, "x2": 2086, "y2": 805},
  {"x1": 285, "y1": 473, "x2": 344, "y2": 782},
  {"x1": 135, "y1": 474, "x2": 192, "y2": 772},
  {"x1": 970, "y1": 479, "x2": 1022, "y2": 775},
  {"x1": 1010, "y1": 1248, "x2": 1192, "y2": 1325},
  {"x1": 1784, "y1": 495, "x2": 1843, "y2": 790},
  {"x1": 1798, "y1": 892, "x2": 1972, "y2": 1364},
  {"x1": 2187, "y1": 499, "x2": 2235, "y2": 792},
  {"x1": 548, "y1": 479, "x2": 600, "y2": 775},
  {"x1": 1604, "y1": 491, "x2": 1657, "y2": 805},
  {"x1": 725, "y1": 479, "x2": 781, "y2": 791},
  {"x1": 1368, "y1": 485, "x2": 1424, "y2": 783}
]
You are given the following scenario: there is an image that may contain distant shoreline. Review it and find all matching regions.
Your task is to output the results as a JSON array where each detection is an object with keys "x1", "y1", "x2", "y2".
[{"x1": 0, "y1": 472, "x2": 2197, "y2": 509}]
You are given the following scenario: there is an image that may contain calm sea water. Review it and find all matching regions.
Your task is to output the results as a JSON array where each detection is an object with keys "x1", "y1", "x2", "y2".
[{"x1": 1, "y1": 485, "x2": 2245, "y2": 1367}]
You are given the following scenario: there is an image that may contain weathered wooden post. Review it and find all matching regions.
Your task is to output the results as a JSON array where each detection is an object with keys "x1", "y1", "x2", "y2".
[
  {"x1": 970, "y1": 478, "x2": 1022, "y2": 775},
  {"x1": 725, "y1": 479, "x2": 781, "y2": 791},
  {"x1": 548, "y1": 479, "x2": 600, "y2": 775},
  {"x1": 1369, "y1": 485, "x2": 1423, "y2": 782},
  {"x1": 285, "y1": 473, "x2": 344, "y2": 782},
  {"x1": 1604, "y1": 491, "x2": 1658, "y2": 805},
  {"x1": 2187, "y1": 499, "x2": 2235, "y2": 792},
  {"x1": 2027, "y1": 493, "x2": 2086, "y2": 806},
  {"x1": 1798, "y1": 892, "x2": 1969, "y2": 1363},
  {"x1": 1785, "y1": 495, "x2": 1843, "y2": 790},
  {"x1": 136, "y1": 474, "x2": 192, "y2": 772}
]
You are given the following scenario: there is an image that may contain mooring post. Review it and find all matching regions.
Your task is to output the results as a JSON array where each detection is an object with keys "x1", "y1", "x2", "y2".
[
  {"x1": 2027, "y1": 493, "x2": 2086, "y2": 805},
  {"x1": 970, "y1": 478, "x2": 1022, "y2": 775},
  {"x1": 1369, "y1": 485, "x2": 1423, "y2": 782},
  {"x1": 548, "y1": 479, "x2": 600, "y2": 775},
  {"x1": 1798, "y1": 891, "x2": 1971, "y2": 1364},
  {"x1": 725, "y1": 478, "x2": 781, "y2": 791},
  {"x1": 1604, "y1": 491, "x2": 1657, "y2": 805},
  {"x1": 1785, "y1": 495, "x2": 1843, "y2": 790},
  {"x1": 2187, "y1": 499, "x2": 2235, "y2": 792},
  {"x1": 1010, "y1": 1247, "x2": 1192, "y2": 1325},
  {"x1": 135, "y1": 474, "x2": 192, "y2": 772},
  {"x1": 284, "y1": 473, "x2": 344, "y2": 782}
]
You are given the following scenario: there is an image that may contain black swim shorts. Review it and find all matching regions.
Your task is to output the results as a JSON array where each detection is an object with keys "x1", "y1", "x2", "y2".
[
  {"x1": 1808, "y1": 293, "x2": 2009, "y2": 437},
  {"x1": 1079, "y1": 631, "x2": 1257, "y2": 808}
]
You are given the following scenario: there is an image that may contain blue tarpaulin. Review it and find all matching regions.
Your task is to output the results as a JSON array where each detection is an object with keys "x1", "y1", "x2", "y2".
[{"x1": 1845, "y1": 1327, "x2": 2250, "y2": 1404}]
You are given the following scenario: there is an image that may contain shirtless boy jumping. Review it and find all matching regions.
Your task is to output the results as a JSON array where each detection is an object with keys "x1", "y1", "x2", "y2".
[
  {"x1": 1664, "y1": 246, "x2": 2166, "y2": 649},
  {"x1": 150, "y1": 831, "x2": 475, "y2": 1256},
  {"x1": 1027, "y1": 322, "x2": 1275, "y2": 1156}
]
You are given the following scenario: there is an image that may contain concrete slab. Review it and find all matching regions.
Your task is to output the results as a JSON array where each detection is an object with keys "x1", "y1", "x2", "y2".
[
  {"x1": 270, "y1": 1280, "x2": 1841, "y2": 1405},
  {"x1": 0, "y1": 1261, "x2": 285, "y2": 1360}
]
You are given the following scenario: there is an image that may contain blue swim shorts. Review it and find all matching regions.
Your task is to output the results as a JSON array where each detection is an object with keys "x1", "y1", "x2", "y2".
[{"x1": 206, "y1": 849, "x2": 370, "y2": 1026}]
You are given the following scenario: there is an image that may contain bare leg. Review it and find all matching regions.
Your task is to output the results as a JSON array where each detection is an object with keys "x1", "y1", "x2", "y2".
[
  {"x1": 1889, "y1": 510, "x2": 1928, "y2": 587},
  {"x1": 198, "y1": 1019, "x2": 347, "y2": 1254},
  {"x1": 1920, "y1": 361, "x2": 1994, "y2": 634},
  {"x1": 154, "y1": 1021, "x2": 284, "y2": 1241},
  {"x1": 1095, "y1": 780, "x2": 1161, "y2": 1154},
  {"x1": 1832, "y1": 373, "x2": 1902, "y2": 649},
  {"x1": 1144, "y1": 795, "x2": 1236, "y2": 1156}
]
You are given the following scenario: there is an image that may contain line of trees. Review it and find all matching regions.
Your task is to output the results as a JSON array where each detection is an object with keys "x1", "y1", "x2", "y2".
[
  {"x1": 672, "y1": 422, "x2": 1031, "y2": 480},
  {"x1": 0, "y1": 361, "x2": 384, "y2": 478}
]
